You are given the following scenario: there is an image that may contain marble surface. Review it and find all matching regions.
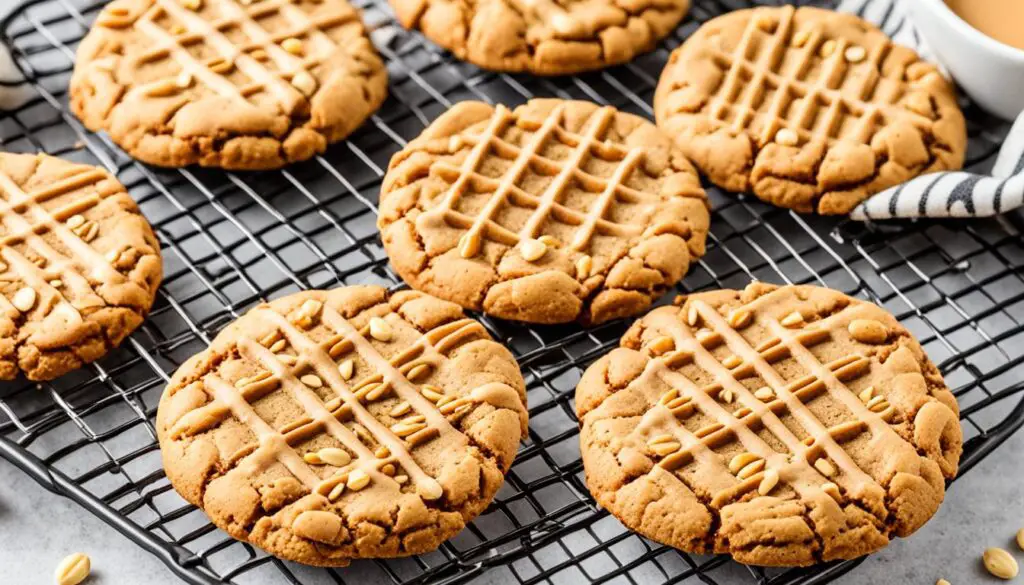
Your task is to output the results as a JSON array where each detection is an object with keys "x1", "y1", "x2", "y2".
[{"x1": 2, "y1": 429, "x2": 1023, "y2": 585}]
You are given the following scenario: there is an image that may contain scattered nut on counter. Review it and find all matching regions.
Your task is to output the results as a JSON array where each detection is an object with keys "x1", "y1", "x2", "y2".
[
  {"x1": 982, "y1": 547, "x2": 1019, "y2": 580},
  {"x1": 54, "y1": 552, "x2": 90, "y2": 585}
]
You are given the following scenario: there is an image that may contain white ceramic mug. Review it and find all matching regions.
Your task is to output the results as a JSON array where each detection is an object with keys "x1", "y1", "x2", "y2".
[{"x1": 909, "y1": 0, "x2": 1024, "y2": 120}]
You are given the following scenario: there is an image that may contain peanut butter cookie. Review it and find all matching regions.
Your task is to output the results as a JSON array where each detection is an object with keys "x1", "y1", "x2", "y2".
[
  {"x1": 157, "y1": 286, "x2": 527, "y2": 566},
  {"x1": 0, "y1": 153, "x2": 162, "y2": 381},
  {"x1": 654, "y1": 5, "x2": 966, "y2": 214},
  {"x1": 378, "y1": 99, "x2": 710, "y2": 325},
  {"x1": 71, "y1": 0, "x2": 387, "y2": 170},
  {"x1": 390, "y1": 0, "x2": 690, "y2": 75},
  {"x1": 577, "y1": 282, "x2": 961, "y2": 566}
]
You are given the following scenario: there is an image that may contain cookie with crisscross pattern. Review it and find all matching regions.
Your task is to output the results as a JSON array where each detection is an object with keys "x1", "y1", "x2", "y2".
[
  {"x1": 71, "y1": 0, "x2": 387, "y2": 170},
  {"x1": 0, "y1": 153, "x2": 161, "y2": 381},
  {"x1": 378, "y1": 99, "x2": 710, "y2": 325},
  {"x1": 157, "y1": 286, "x2": 527, "y2": 566},
  {"x1": 577, "y1": 282, "x2": 961, "y2": 566},
  {"x1": 654, "y1": 5, "x2": 966, "y2": 214}
]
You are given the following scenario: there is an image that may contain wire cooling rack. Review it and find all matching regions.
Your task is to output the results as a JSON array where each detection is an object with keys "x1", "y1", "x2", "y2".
[{"x1": 2, "y1": 0, "x2": 1024, "y2": 584}]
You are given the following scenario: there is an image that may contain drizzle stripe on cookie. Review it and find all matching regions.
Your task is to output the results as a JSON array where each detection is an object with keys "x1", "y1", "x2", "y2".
[
  {"x1": 614, "y1": 287, "x2": 935, "y2": 517},
  {"x1": 171, "y1": 295, "x2": 525, "y2": 504},
  {"x1": 132, "y1": 0, "x2": 354, "y2": 113},
  {"x1": 0, "y1": 164, "x2": 136, "y2": 335},
  {"x1": 417, "y1": 104, "x2": 664, "y2": 259},
  {"x1": 707, "y1": 5, "x2": 933, "y2": 147}
]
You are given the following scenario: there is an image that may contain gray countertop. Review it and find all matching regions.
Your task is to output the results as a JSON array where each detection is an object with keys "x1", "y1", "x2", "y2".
[{"x1": 2, "y1": 429, "x2": 1022, "y2": 585}]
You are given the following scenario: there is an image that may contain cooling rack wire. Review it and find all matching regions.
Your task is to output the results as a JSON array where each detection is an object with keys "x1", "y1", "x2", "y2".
[{"x1": 1, "y1": 0, "x2": 1023, "y2": 584}]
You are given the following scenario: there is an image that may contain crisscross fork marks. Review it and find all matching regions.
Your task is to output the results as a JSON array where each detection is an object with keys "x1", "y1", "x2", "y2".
[
  {"x1": 636, "y1": 309, "x2": 872, "y2": 509},
  {"x1": 264, "y1": 304, "x2": 474, "y2": 497},
  {"x1": 0, "y1": 166, "x2": 125, "y2": 323},
  {"x1": 131, "y1": 0, "x2": 354, "y2": 113},
  {"x1": 171, "y1": 301, "x2": 508, "y2": 503},
  {"x1": 419, "y1": 104, "x2": 661, "y2": 257},
  {"x1": 684, "y1": 299, "x2": 891, "y2": 503},
  {"x1": 707, "y1": 5, "x2": 931, "y2": 147}
]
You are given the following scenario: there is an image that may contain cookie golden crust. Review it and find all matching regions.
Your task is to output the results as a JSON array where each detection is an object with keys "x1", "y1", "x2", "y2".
[
  {"x1": 653, "y1": 5, "x2": 967, "y2": 215},
  {"x1": 576, "y1": 282, "x2": 961, "y2": 566},
  {"x1": 156, "y1": 286, "x2": 528, "y2": 566},
  {"x1": 390, "y1": 0, "x2": 690, "y2": 75},
  {"x1": 70, "y1": 0, "x2": 387, "y2": 170},
  {"x1": 0, "y1": 153, "x2": 162, "y2": 381},
  {"x1": 378, "y1": 99, "x2": 710, "y2": 325}
]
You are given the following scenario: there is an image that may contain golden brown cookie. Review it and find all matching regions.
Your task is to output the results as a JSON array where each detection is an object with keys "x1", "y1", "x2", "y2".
[
  {"x1": 70, "y1": 0, "x2": 387, "y2": 170},
  {"x1": 156, "y1": 286, "x2": 527, "y2": 566},
  {"x1": 390, "y1": 0, "x2": 690, "y2": 75},
  {"x1": 0, "y1": 153, "x2": 162, "y2": 381},
  {"x1": 378, "y1": 99, "x2": 710, "y2": 325},
  {"x1": 577, "y1": 282, "x2": 961, "y2": 566},
  {"x1": 654, "y1": 5, "x2": 967, "y2": 214}
]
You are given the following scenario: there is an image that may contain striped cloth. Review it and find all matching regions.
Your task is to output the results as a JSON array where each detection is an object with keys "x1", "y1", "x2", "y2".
[{"x1": 838, "y1": 0, "x2": 1024, "y2": 220}]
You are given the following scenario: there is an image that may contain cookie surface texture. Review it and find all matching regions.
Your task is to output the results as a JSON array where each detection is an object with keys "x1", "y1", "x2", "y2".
[
  {"x1": 654, "y1": 5, "x2": 966, "y2": 214},
  {"x1": 0, "y1": 153, "x2": 162, "y2": 381},
  {"x1": 157, "y1": 286, "x2": 528, "y2": 566},
  {"x1": 378, "y1": 99, "x2": 710, "y2": 325},
  {"x1": 390, "y1": 0, "x2": 690, "y2": 74},
  {"x1": 576, "y1": 282, "x2": 961, "y2": 566},
  {"x1": 71, "y1": 0, "x2": 387, "y2": 170}
]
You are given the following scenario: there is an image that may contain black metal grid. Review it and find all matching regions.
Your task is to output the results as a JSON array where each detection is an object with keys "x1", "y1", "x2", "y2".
[{"x1": 2, "y1": 0, "x2": 1024, "y2": 583}]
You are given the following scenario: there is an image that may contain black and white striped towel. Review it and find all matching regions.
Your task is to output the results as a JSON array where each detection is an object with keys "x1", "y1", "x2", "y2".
[{"x1": 839, "y1": 0, "x2": 1024, "y2": 220}]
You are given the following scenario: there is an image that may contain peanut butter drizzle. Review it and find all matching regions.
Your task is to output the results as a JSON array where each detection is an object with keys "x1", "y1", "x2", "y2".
[
  {"x1": 204, "y1": 374, "x2": 323, "y2": 488},
  {"x1": 652, "y1": 312, "x2": 811, "y2": 457},
  {"x1": 460, "y1": 105, "x2": 564, "y2": 257},
  {"x1": 0, "y1": 165, "x2": 129, "y2": 332},
  {"x1": 416, "y1": 105, "x2": 512, "y2": 246},
  {"x1": 766, "y1": 314, "x2": 923, "y2": 469},
  {"x1": 688, "y1": 301, "x2": 883, "y2": 501},
  {"x1": 569, "y1": 147, "x2": 644, "y2": 250},
  {"x1": 642, "y1": 363, "x2": 832, "y2": 513},
  {"x1": 517, "y1": 105, "x2": 610, "y2": 242},
  {"x1": 711, "y1": 5, "x2": 931, "y2": 148},
  {"x1": 417, "y1": 103, "x2": 656, "y2": 258},
  {"x1": 639, "y1": 314, "x2": 849, "y2": 520},
  {"x1": 262, "y1": 307, "x2": 447, "y2": 500},
  {"x1": 172, "y1": 298, "x2": 523, "y2": 505},
  {"x1": 632, "y1": 400, "x2": 735, "y2": 491},
  {"x1": 137, "y1": 0, "x2": 330, "y2": 113},
  {"x1": 239, "y1": 337, "x2": 399, "y2": 490}
]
